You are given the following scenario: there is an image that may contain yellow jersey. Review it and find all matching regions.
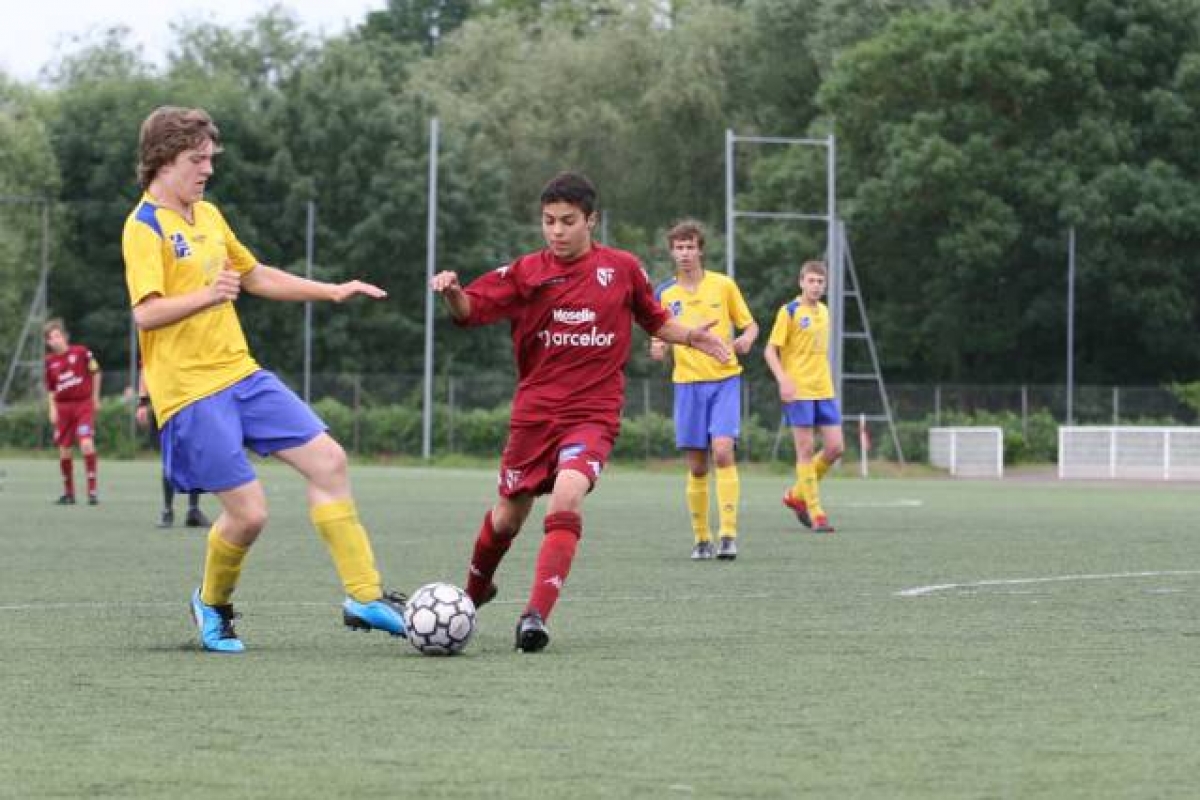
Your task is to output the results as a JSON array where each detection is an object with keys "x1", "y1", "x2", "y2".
[
  {"x1": 767, "y1": 298, "x2": 835, "y2": 400},
  {"x1": 122, "y1": 193, "x2": 260, "y2": 423},
  {"x1": 655, "y1": 270, "x2": 754, "y2": 383}
]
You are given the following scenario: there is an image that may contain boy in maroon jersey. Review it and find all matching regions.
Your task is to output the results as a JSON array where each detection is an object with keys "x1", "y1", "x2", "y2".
[
  {"x1": 43, "y1": 319, "x2": 102, "y2": 505},
  {"x1": 430, "y1": 172, "x2": 730, "y2": 652}
]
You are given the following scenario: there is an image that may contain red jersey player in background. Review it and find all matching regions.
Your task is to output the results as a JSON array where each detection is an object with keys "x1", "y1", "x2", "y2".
[
  {"x1": 43, "y1": 318, "x2": 102, "y2": 505},
  {"x1": 430, "y1": 172, "x2": 730, "y2": 652}
]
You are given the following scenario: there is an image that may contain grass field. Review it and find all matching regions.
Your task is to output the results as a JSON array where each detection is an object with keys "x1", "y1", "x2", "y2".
[{"x1": 2, "y1": 457, "x2": 1199, "y2": 799}]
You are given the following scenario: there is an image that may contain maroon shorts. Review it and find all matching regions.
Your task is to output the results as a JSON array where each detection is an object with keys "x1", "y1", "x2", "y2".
[
  {"x1": 497, "y1": 421, "x2": 615, "y2": 498},
  {"x1": 54, "y1": 401, "x2": 95, "y2": 447}
]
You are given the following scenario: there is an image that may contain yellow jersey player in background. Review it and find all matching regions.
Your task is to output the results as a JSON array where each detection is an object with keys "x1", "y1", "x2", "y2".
[
  {"x1": 122, "y1": 106, "x2": 408, "y2": 653},
  {"x1": 764, "y1": 260, "x2": 845, "y2": 533},
  {"x1": 651, "y1": 220, "x2": 757, "y2": 560}
]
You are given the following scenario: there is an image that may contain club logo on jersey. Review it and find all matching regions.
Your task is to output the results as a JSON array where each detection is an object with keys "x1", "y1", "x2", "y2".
[
  {"x1": 170, "y1": 232, "x2": 192, "y2": 258},
  {"x1": 502, "y1": 468, "x2": 523, "y2": 490},
  {"x1": 596, "y1": 267, "x2": 615, "y2": 287},
  {"x1": 669, "y1": 300, "x2": 683, "y2": 317},
  {"x1": 552, "y1": 308, "x2": 597, "y2": 325},
  {"x1": 558, "y1": 444, "x2": 586, "y2": 464},
  {"x1": 799, "y1": 316, "x2": 812, "y2": 329}
]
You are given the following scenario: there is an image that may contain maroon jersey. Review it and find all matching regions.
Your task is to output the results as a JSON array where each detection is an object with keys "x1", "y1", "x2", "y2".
[
  {"x1": 45, "y1": 344, "x2": 99, "y2": 404},
  {"x1": 460, "y1": 244, "x2": 670, "y2": 427}
]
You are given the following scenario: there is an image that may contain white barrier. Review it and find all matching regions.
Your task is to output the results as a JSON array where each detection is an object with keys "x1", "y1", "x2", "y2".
[
  {"x1": 1058, "y1": 426, "x2": 1200, "y2": 480},
  {"x1": 929, "y1": 427, "x2": 1004, "y2": 478}
]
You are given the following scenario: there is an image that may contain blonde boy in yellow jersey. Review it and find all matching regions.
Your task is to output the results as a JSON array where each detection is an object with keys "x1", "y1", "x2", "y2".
[
  {"x1": 651, "y1": 220, "x2": 758, "y2": 560},
  {"x1": 122, "y1": 106, "x2": 407, "y2": 653},
  {"x1": 764, "y1": 260, "x2": 845, "y2": 533}
]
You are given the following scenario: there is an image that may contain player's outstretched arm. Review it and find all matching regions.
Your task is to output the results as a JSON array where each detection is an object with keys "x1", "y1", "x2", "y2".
[
  {"x1": 656, "y1": 319, "x2": 731, "y2": 364},
  {"x1": 242, "y1": 264, "x2": 387, "y2": 303},
  {"x1": 133, "y1": 269, "x2": 242, "y2": 331},
  {"x1": 429, "y1": 270, "x2": 471, "y2": 322}
]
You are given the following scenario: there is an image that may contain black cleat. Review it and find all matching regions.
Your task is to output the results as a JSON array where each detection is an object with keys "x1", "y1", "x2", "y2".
[
  {"x1": 690, "y1": 541, "x2": 715, "y2": 561},
  {"x1": 515, "y1": 611, "x2": 550, "y2": 653},
  {"x1": 185, "y1": 507, "x2": 211, "y2": 528},
  {"x1": 87, "y1": 494, "x2": 99, "y2": 506},
  {"x1": 55, "y1": 494, "x2": 76, "y2": 505},
  {"x1": 157, "y1": 508, "x2": 175, "y2": 529}
]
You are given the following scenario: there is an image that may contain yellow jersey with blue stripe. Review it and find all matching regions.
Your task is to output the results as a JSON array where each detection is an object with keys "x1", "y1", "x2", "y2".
[
  {"x1": 655, "y1": 271, "x2": 755, "y2": 383},
  {"x1": 767, "y1": 298, "x2": 834, "y2": 399},
  {"x1": 122, "y1": 194, "x2": 260, "y2": 423}
]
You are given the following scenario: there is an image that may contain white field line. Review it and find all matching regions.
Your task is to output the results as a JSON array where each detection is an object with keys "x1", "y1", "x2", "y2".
[
  {"x1": 896, "y1": 570, "x2": 1200, "y2": 598},
  {"x1": 840, "y1": 499, "x2": 923, "y2": 508}
]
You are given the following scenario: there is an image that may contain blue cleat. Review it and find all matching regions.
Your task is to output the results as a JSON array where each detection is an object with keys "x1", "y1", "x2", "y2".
[
  {"x1": 190, "y1": 589, "x2": 245, "y2": 654},
  {"x1": 342, "y1": 590, "x2": 407, "y2": 637}
]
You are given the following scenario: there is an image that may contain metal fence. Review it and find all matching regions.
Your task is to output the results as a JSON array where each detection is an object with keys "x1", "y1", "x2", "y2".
[{"x1": 5, "y1": 370, "x2": 1195, "y2": 462}]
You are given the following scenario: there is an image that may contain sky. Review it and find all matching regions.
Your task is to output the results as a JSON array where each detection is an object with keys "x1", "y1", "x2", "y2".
[{"x1": 0, "y1": 0, "x2": 388, "y2": 82}]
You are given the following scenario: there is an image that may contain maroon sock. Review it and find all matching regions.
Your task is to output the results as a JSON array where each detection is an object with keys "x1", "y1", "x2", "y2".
[
  {"x1": 526, "y1": 512, "x2": 582, "y2": 622},
  {"x1": 59, "y1": 458, "x2": 74, "y2": 497},
  {"x1": 84, "y1": 453, "x2": 98, "y2": 494},
  {"x1": 465, "y1": 511, "x2": 515, "y2": 606}
]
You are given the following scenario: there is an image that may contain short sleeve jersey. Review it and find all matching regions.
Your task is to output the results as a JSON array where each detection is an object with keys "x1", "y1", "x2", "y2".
[
  {"x1": 460, "y1": 244, "x2": 670, "y2": 428},
  {"x1": 45, "y1": 344, "x2": 99, "y2": 403},
  {"x1": 122, "y1": 193, "x2": 260, "y2": 423},
  {"x1": 767, "y1": 298, "x2": 835, "y2": 400},
  {"x1": 654, "y1": 270, "x2": 754, "y2": 384}
]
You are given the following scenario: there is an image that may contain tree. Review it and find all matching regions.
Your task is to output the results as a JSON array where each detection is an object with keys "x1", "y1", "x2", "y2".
[
  {"x1": 812, "y1": 0, "x2": 1200, "y2": 383},
  {"x1": 0, "y1": 76, "x2": 61, "y2": 399}
]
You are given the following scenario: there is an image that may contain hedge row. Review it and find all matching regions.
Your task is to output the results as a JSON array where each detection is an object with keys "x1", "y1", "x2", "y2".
[{"x1": 3, "y1": 398, "x2": 1156, "y2": 465}]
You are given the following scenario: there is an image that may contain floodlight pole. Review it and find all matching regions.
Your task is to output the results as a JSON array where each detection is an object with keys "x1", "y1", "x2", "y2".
[
  {"x1": 1066, "y1": 226, "x2": 1076, "y2": 425},
  {"x1": 303, "y1": 200, "x2": 315, "y2": 403},
  {"x1": 421, "y1": 117, "x2": 440, "y2": 460}
]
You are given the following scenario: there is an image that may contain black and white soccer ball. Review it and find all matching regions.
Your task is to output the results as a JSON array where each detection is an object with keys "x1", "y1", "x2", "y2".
[{"x1": 403, "y1": 582, "x2": 477, "y2": 656}]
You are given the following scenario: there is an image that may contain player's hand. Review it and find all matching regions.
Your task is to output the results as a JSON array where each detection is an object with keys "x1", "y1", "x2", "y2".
[
  {"x1": 210, "y1": 268, "x2": 242, "y2": 304},
  {"x1": 732, "y1": 332, "x2": 755, "y2": 356},
  {"x1": 777, "y1": 378, "x2": 797, "y2": 403},
  {"x1": 429, "y1": 271, "x2": 462, "y2": 294},
  {"x1": 649, "y1": 337, "x2": 667, "y2": 361},
  {"x1": 48, "y1": 407, "x2": 57, "y2": 425},
  {"x1": 135, "y1": 404, "x2": 150, "y2": 429},
  {"x1": 687, "y1": 321, "x2": 731, "y2": 364},
  {"x1": 330, "y1": 280, "x2": 387, "y2": 303}
]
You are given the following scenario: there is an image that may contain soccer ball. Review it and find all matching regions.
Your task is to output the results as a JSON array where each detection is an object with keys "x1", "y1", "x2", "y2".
[{"x1": 403, "y1": 582, "x2": 477, "y2": 656}]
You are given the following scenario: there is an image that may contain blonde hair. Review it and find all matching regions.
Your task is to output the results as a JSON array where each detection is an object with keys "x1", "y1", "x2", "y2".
[
  {"x1": 43, "y1": 318, "x2": 66, "y2": 338},
  {"x1": 800, "y1": 260, "x2": 827, "y2": 278}
]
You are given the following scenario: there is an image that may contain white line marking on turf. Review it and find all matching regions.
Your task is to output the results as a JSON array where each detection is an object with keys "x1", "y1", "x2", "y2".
[
  {"x1": 896, "y1": 570, "x2": 1200, "y2": 597},
  {"x1": 842, "y1": 499, "x2": 923, "y2": 508}
]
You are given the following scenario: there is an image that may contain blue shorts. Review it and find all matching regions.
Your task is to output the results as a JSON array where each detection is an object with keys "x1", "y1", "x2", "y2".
[
  {"x1": 161, "y1": 370, "x2": 327, "y2": 493},
  {"x1": 673, "y1": 377, "x2": 741, "y2": 449},
  {"x1": 783, "y1": 398, "x2": 842, "y2": 428}
]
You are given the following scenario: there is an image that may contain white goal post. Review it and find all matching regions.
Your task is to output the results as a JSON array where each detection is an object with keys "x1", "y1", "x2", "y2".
[
  {"x1": 929, "y1": 427, "x2": 1004, "y2": 478},
  {"x1": 1058, "y1": 426, "x2": 1200, "y2": 480}
]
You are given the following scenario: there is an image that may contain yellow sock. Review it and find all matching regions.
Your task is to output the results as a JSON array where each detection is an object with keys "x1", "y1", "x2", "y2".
[
  {"x1": 794, "y1": 463, "x2": 824, "y2": 516},
  {"x1": 312, "y1": 499, "x2": 382, "y2": 603},
  {"x1": 686, "y1": 473, "x2": 711, "y2": 543},
  {"x1": 813, "y1": 452, "x2": 831, "y2": 481},
  {"x1": 200, "y1": 525, "x2": 248, "y2": 607},
  {"x1": 715, "y1": 465, "x2": 739, "y2": 537}
]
